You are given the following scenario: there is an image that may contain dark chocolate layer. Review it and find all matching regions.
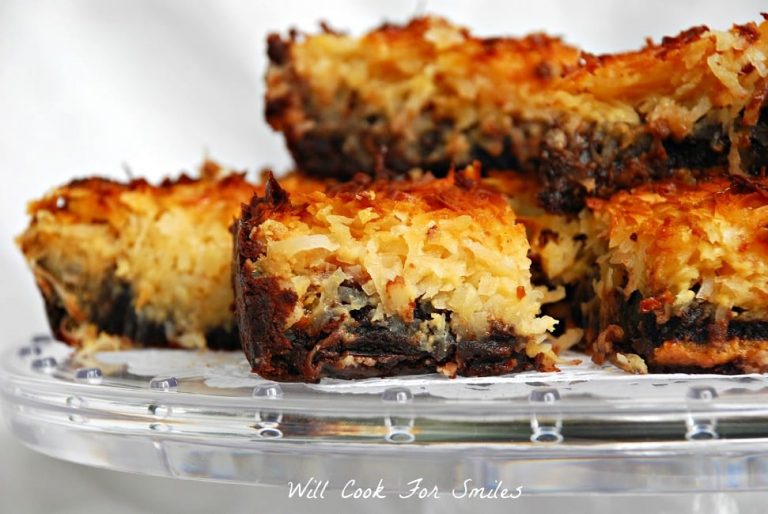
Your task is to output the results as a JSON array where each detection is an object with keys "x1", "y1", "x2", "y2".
[
  {"x1": 37, "y1": 272, "x2": 240, "y2": 350},
  {"x1": 269, "y1": 94, "x2": 759, "y2": 214},
  {"x1": 593, "y1": 288, "x2": 768, "y2": 373}
]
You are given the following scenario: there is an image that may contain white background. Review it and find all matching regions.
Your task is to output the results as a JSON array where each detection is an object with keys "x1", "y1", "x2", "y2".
[{"x1": 1, "y1": 1, "x2": 768, "y2": 512}]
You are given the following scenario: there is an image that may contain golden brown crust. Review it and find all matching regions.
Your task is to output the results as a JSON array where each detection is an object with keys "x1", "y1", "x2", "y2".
[
  {"x1": 588, "y1": 176, "x2": 768, "y2": 312},
  {"x1": 303, "y1": 166, "x2": 513, "y2": 221},
  {"x1": 652, "y1": 339, "x2": 768, "y2": 372}
]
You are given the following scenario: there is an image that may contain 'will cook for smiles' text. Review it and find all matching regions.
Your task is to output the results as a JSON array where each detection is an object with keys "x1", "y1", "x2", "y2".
[{"x1": 287, "y1": 478, "x2": 523, "y2": 500}]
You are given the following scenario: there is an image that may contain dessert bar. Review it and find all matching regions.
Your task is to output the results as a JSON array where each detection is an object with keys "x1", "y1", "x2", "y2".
[{"x1": 233, "y1": 166, "x2": 559, "y2": 381}]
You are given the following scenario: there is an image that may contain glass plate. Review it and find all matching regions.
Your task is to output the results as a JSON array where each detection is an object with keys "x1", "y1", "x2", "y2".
[{"x1": 3, "y1": 335, "x2": 768, "y2": 494}]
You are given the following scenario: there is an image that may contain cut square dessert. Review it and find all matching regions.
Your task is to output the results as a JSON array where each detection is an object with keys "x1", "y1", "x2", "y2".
[
  {"x1": 233, "y1": 166, "x2": 559, "y2": 381},
  {"x1": 267, "y1": 16, "x2": 768, "y2": 214},
  {"x1": 587, "y1": 177, "x2": 768, "y2": 373},
  {"x1": 17, "y1": 162, "x2": 326, "y2": 353}
]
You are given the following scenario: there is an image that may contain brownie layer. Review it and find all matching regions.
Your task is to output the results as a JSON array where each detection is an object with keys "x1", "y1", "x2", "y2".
[
  {"x1": 591, "y1": 289, "x2": 768, "y2": 374},
  {"x1": 234, "y1": 270, "x2": 536, "y2": 382},
  {"x1": 39, "y1": 274, "x2": 240, "y2": 350}
]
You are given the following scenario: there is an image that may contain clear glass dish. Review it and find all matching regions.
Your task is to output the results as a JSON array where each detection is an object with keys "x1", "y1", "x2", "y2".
[{"x1": 4, "y1": 334, "x2": 768, "y2": 494}]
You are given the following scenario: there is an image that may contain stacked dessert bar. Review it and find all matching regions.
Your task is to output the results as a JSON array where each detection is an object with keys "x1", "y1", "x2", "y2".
[
  {"x1": 19, "y1": 15, "x2": 768, "y2": 381},
  {"x1": 253, "y1": 15, "x2": 768, "y2": 379}
]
